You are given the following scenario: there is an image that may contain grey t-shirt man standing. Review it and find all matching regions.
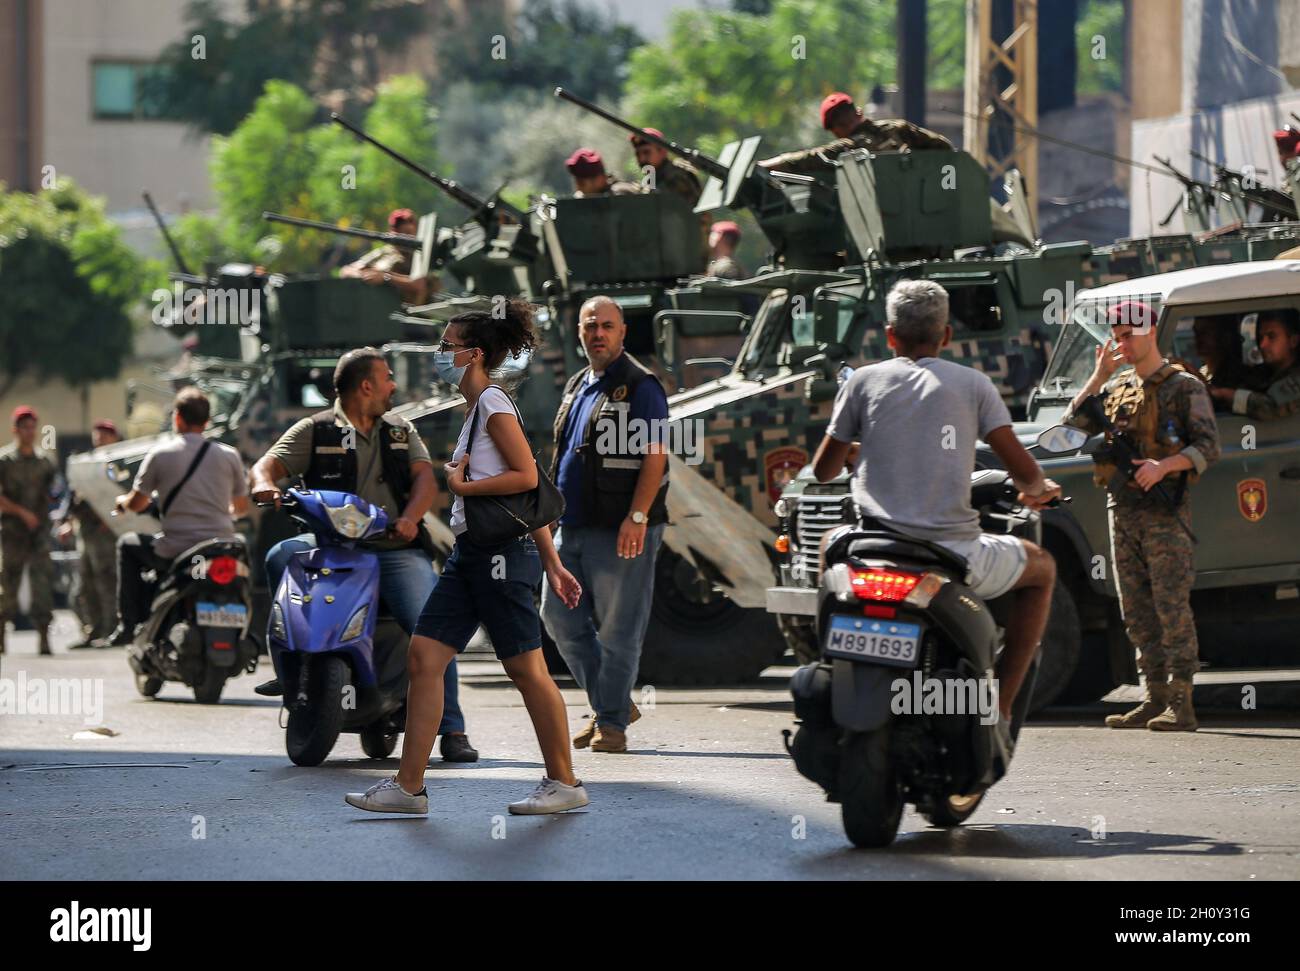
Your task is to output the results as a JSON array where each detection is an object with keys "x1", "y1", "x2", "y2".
[
  {"x1": 109, "y1": 387, "x2": 249, "y2": 643},
  {"x1": 812, "y1": 279, "x2": 1060, "y2": 722}
]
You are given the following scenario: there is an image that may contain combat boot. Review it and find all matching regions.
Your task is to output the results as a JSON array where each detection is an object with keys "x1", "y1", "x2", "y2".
[
  {"x1": 0, "y1": 622, "x2": 6, "y2": 655},
  {"x1": 38, "y1": 627, "x2": 52, "y2": 656},
  {"x1": 1104, "y1": 679, "x2": 1169, "y2": 728},
  {"x1": 1147, "y1": 678, "x2": 1198, "y2": 732}
]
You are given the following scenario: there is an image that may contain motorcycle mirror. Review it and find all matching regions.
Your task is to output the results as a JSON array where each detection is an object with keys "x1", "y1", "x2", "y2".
[{"x1": 1036, "y1": 424, "x2": 1089, "y2": 454}]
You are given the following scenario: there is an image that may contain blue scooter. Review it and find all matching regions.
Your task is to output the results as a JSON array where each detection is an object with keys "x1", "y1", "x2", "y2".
[{"x1": 266, "y1": 488, "x2": 410, "y2": 766}]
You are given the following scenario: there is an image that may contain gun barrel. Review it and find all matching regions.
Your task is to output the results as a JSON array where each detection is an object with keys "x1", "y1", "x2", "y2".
[
  {"x1": 143, "y1": 190, "x2": 193, "y2": 277},
  {"x1": 329, "y1": 113, "x2": 524, "y2": 223},
  {"x1": 261, "y1": 211, "x2": 420, "y2": 248},
  {"x1": 553, "y1": 87, "x2": 731, "y2": 182}
]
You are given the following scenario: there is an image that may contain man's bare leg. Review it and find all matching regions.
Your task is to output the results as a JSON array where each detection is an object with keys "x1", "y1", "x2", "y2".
[{"x1": 997, "y1": 541, "x2": 1057, "y2": 719}]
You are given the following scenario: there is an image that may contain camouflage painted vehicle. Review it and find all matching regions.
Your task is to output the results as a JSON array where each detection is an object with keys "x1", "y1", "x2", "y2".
[{"x1": 766, "y1": 254, "x2": 1300, "y2": 708}]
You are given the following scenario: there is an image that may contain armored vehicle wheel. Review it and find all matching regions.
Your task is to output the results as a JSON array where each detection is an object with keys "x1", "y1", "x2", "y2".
[
  {"x1": 1028, "y1": 577, "x2": 1081, "y2": 712},
  {"x1": 638, "y1": 550, "x2": 785, "y2": 685},
  {"x1": 359, "y1": 726, "x2": 398, "y2": 760},
  {"x1": 839, "y1": 728, "x2": 903, "y2": 849},
  {"x1": 777, "y1": 613, "x2": 819, "y2": 665}
]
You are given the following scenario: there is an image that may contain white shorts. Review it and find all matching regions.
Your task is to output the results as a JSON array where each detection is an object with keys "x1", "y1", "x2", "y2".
[{"x1": 937, "y1": 533, "x2": 1028, "y2": 601}]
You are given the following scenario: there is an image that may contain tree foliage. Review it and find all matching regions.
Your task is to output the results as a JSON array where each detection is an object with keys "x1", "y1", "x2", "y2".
[
  {"x1": 178, "y1": 75, "x2": 442, "y2": 274},
  {"x1": 143, "y1": 0, "x2": 425, "y2": 135},
  {"x1": 0, "y1": 180, "x2": 161, "y2": 395}
]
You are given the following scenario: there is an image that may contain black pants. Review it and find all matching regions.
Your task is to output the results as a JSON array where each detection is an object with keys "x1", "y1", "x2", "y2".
[{"x1": 116, "y1": 532, "x2": 169, "y2": 631}]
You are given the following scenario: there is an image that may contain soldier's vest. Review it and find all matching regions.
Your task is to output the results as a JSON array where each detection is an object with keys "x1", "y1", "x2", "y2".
[
  {"x1": 550, "y1": 353, "x2": 669, "y2": 530},
  {"x1": 1093, "y1": 363, "x2": 1199, "y2": 494},
  {"x1": 305, "y1": 410, "x2": 435, "y2": 555}
]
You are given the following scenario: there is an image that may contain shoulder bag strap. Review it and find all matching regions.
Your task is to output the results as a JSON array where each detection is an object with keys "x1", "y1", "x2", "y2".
[{"x1": 160, "y1": 440, "x2": 213, "y2": 516}]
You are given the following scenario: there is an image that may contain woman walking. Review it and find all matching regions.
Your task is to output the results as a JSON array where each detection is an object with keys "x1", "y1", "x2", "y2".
[{"x1": 346, "y1": 300, "x2": 587, "y2": 815}]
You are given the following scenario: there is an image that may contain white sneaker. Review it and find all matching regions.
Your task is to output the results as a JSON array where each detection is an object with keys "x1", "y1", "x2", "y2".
[
  {"x1": 508, "y1": 777, "x2": 589, "y2": 815},
  {"x1": 345, "y1": 777, "x2": 428, "y2": 815}
]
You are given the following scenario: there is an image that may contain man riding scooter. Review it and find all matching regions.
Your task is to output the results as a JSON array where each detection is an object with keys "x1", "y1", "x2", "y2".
[
  {"x1": 811, "y1": 280, "x2": 1061, "y2": 734},
  {"x1": 248, "y1": 347, "x2": 478, "y2": 763},
  {"x1": 109, "y1": 388, "x2": 251, "y2": 644}
]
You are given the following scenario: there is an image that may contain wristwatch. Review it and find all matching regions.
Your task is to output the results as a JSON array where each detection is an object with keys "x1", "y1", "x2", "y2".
[
  {"x1": 382, "y1": 272, "x2": 392, "y2": 284},
  {"x1": 629, "y1": 510, "x2": 647, "y2": 525}
]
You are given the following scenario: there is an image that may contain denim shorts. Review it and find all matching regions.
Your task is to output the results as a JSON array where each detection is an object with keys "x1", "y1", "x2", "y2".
[{"x1": 413, "y1": 535, "x2": 543, "y2": 659}]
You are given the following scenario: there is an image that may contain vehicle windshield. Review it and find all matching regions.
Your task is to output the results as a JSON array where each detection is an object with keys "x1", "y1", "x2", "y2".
[
  {"x1": 1037, "y1": 293, "x2": 1165, "y2": 395},
  {"x1": 739, "y1": 290, "x2": 789, "y2": 370}
]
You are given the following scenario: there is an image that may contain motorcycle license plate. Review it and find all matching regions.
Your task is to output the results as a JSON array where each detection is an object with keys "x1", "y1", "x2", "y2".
[
  {"x1": 196, "y1": 601, "x2": 248, "y2": 628},
  {"x1": 824, "y1": 615, "x2": 921, "y2": 667}
]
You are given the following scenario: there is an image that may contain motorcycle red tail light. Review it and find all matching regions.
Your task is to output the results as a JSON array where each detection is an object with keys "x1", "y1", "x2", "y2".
[
  {"x1": 849, "y1": 568, "x2": 921, "y2": 602},
  {"x1": 208, "y1": 556, "x2": 238, "y2": 585}
]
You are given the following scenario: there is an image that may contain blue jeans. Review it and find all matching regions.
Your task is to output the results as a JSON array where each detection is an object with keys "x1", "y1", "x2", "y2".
[
  {"x1": 266, "y1": 534, "x2": 465, "y2": 735},
  {"x1": 541, "y1": 523, "x2": 664, "y2": 731}
]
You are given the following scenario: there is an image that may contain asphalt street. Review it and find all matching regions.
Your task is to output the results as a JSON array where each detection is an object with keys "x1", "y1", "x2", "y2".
[{"x1": 2, "y1": 611, "x2": 1298, "y2": 880}]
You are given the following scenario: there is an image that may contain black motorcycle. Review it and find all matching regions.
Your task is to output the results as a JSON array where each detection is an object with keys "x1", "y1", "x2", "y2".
[
  {"x1": 786, "y1": 469, "x2": 1055, "y2": 848},
  {"x1": 127, "y1": 538, "x2": 260, "y2": 704}
]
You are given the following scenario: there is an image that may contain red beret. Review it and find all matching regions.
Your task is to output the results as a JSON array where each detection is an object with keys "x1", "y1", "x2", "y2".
[
  {"x1": 388, "y1": 208, "x2": 415, "y2": 228},
  {"x1": 1107, "y1": 299, "x2": 1156, "y2": 330},
  {"x1": 629, "y1": 127, "x2": 665, "y2": 145},
  {"x1": 820, "y1": 92, "x2": 855, "y2": 129},
  {"x1": 1275, "y1": 127, "x2": 1300, "y2": 159},
  {"x1": 93, "y1": 419, "x2": 119, "y2": 436},
  {"x1": 565, "y1": 147, "x2": 605, "y2": 178},
  {"x1": 710, "y1": 220, "x2": 742, "y2": 239},
  {"x1": 11, "y1": 405, "x2": 36, "y2": 424}
]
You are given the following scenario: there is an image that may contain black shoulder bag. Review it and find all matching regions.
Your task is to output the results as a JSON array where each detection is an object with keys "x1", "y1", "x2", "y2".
[
  {"x1": 461, "y1": 389, "x2": 564, "y2": 546},
  {"x1": 159, "y1": 440, "x2": 213, "y2": 516}
]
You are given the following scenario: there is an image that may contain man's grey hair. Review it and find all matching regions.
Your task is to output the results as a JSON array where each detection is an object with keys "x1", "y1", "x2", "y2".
[{"x1": 886, "y1": 280, "x2": 949, "y2": 346}]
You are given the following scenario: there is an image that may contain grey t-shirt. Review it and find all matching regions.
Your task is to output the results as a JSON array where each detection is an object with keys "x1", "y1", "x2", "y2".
[
  {"x1": 827, "y1": 356, "x2": 1012, "y2": 543},
  {"x1": 135, "y1": 433, "x2": 247, "y2": 559}
]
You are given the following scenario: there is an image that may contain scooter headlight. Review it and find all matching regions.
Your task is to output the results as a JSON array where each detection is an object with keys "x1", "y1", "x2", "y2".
[
  {"x1": 341, "y1": 606, "x2": 369, "y2": 642},
  {"x1": 326, "y1": 501, "x2": 375, "y2": 539}
]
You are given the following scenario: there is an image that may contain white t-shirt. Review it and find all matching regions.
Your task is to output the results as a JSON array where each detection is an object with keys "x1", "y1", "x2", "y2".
[{"x1": 450, "y1": 386, "x2": 519, "y2": 534}]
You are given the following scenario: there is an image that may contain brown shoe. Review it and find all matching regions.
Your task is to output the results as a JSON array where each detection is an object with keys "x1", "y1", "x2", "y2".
[
  {"x1": 591, "y1": 725, "x2": 628, "y2": 753},
  {"x1": 572, "y1": 715, "x2": 599, "y2": 750},
  {"x1": 1148, "y1": 678, "x2": 1198, "y2": 732},
  {"x1": 1105, "y1": 679, "x2": 1169, "y2": 729}
]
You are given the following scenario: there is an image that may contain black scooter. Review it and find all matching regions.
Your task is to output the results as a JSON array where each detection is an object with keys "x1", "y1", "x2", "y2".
[
  {"x1": 127, "y1": 538, "x2": 260, "y2": 704},
  {"x1": 786, "y1": 469, "x2": 1056, "y2": 848}
]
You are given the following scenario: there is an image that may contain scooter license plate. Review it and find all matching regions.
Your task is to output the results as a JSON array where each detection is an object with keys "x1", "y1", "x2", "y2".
[
  {"x1": 824, "y1": 615, "x2": 921, "y2": 667},
  {"x1": 196, "y1": 601, "x2": 248, "y2": 628}
]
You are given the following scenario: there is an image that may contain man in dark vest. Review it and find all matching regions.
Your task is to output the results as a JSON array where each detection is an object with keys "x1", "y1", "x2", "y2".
[
  {"x1": 248, "y1": 348, "x2": 476, "y2": 762},
  {"x1": 541, "y1": 296, "x2": 670, "y2": 754}
]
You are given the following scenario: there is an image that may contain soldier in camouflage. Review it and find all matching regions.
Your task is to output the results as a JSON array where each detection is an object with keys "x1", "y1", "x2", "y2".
[
  {"x1": 706, "y1": 221, "x2": 748, "y2": 280},
  {"x1": 59, "y1": 419, "x2": 122, "y2": 647},
  {"x1": 340, "y1": 208, "x2": 440, "y2": 305},
  {"x1": 1192, "y1": 315, "x2": 1257, "y2": 395},
  {"x1": 0, "y1": 406, "x2": 58, "y2": 655},
  {"x1": 565, "y1": 148, "x2": 644, "y2": 199},
  {"x1": 758, "y1": 91, "x2": 952, "y2": 176},
  {"x1": 1065, "y1": 300, "x2": 1220, "y2": 732},
  {"x1": 630, "y1": 128, "x2": 710, "y2": 261},
  {"x1": 1206, "y1": 308, "x2": 1300, "y2": 421}
]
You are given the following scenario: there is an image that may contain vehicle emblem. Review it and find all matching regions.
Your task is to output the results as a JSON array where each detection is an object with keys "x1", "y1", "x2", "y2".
[
  {"x1": 1237, "y1": 477, "x2": 1267, "y2": 522},
  {"x1": 764, "y1": 447, "x2": 808, "y2": 504}
]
